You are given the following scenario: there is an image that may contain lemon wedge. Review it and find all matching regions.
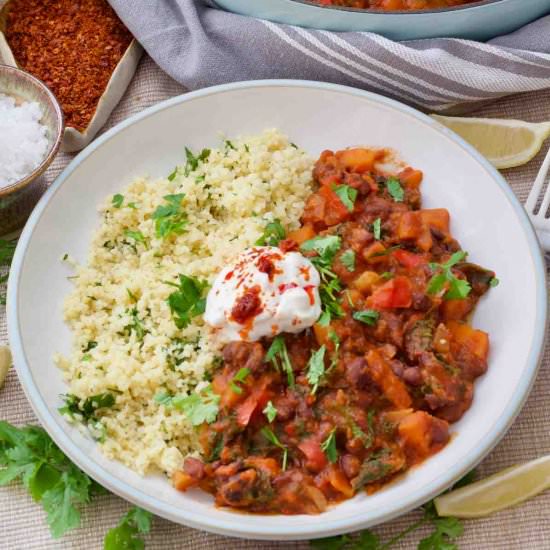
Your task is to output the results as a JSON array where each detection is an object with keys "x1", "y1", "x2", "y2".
[
  {"x1": 435, "y1": 455, "x2": 550, "y2": 518},
  {"x1": 432, "y1": 115, "x2": 550, "y2": 169}
]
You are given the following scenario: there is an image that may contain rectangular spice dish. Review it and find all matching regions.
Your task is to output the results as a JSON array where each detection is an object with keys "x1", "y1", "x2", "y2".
[{"x1": 0, "y1": 0, "x2": 142, "y2": 153}]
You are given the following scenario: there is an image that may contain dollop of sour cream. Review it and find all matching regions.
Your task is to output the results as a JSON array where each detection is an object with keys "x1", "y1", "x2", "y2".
[{"x1": 204, "y1": 246, "x2": 321, "y2": 342}]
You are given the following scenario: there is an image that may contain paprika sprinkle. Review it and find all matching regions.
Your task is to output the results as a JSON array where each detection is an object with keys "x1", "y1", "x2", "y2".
[{"x1": 5, "y1": 0, "x2": 133, "y2": 131}]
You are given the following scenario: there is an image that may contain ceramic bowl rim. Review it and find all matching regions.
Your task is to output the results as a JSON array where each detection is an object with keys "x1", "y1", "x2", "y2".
[
  {"x1": 0, "y1": 63, "x2": 64, "y2": 198},
  {"x1": 7, "y1": 79, "x2": 548, "y2": 540}
]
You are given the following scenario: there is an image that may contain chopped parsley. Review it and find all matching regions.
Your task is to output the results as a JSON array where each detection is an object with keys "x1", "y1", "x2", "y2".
[
  {"x1": 263, "y1": 400, "x2": 278, "y2": 423},
  {"x1": 255, "y1": 219, "x2": 286, "y2": 246},
  {"x1": 372, "y1": 217, "x2": 382, "y2": 240},
  {"x1": 124, "y1": 229, "x2": 147, "y2": 248},
  {"x1": 341, "y1": 249, "x2": 356, "y2": 272},
  {"x1": 352, "y1": 309, "x2": 380, "y2": 326},
  {"x1": 167, "y1": 168, "x2": 178, "y2": 181},
  {"x1": 111, "y1": 194, "x2": 124, "y2": 208},
  {"x1": 152, "y1": 194, "x2": 188, "y2": 239},
  {"x1": 306, "y1": 345, "x2": 326, "y2": 394},
  {"x1": 321, "y1": 428, "x2": 338, "y2": 464},
  {"x1": 386, "y1": 177, "x2": 405, "y2": 202},
  {"x1": 82, "y1": 341, "x2": 97, "y2": 353},
  {"x1": 266, "y1": 335, "x2": 294, "y2": 387},
  {"x1": 184, "y1": 147, "x2": 210, "y2": 176},
  {"x1": 489, "y1": 277, "x2": 500, "y2": 287},
  {"x1": 104, "y1": 506, "x2": 152, "y2": 550},
  {"x1": 59, "y1": 393, "x2": 115, "y2": 441},
  {"x1": 224, "y1": 139, "x2": 236, "y2": 151},
  {"x1": 155, "y1": 386, "x2": 220, "y2": 425},
  {"x1": 230, "y1": 367, "x2": 251, "y2": 394},
  {"x1": 166, "y1": 274, "x2": 208, "y2": 329},
  {"x1": 124, "y1": 307, "x2": 147, "y2": 341},
  {"x1": 333, "y1": 184, "x2": 358, "y2": 212},
  {"x1": 261, "y1": 427, "x2": 288, "y2": 470},
  {"x1": 427, "y1": 251, "x2": 471, "y2": 300}
]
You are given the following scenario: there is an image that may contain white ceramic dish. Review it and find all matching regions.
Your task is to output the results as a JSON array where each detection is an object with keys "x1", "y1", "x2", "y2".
[{"x1": 7, "y1": 80, "x2": 547, "y2": 541}]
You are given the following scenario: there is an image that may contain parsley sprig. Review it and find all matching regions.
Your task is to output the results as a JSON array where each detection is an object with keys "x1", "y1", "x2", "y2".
[
  {"x1": 266, "y1": 335, "x2": 295, "y2": 387},
  {"x1": 261, "y1": 427, "x2": 288, "y2": 471},
  {"x1": 301, "y1": 236, "x2": 344, "y2": 326},
  {"x1": 59, "y1": 393, "x2": 115, "y2": 441},
  {"x1": 427, "y1": 251, "x2": 471, "y2": 300},
  {"x1": 386, "y1": 177, "x2": 405, "y2": 202},
  {"x1": 310, "y1": 471, "x2": 475, "y2": 550},
  {"x1": 152, "y1": 194, "x2": 188, "y2": 239},
  {"x1": 256, "y1": 219, "x2": 286, "y2": 246},
  {"x1": 230, "y1": 367, "x2": 250, "y2": 395},
  {"x1": 306, "y1": 345, "x2": 326, "y2": 394},
  {"x1": 155, "y1": 386, "x2": 220, "y2": 426},
  {"x1": 104, "y1": 506, "x2": 152, "y2": 550},
  {"x1": 321, "y1": 428, "x2": 338, "y2": 464},
  {"x1": 184, "y1": 147, "x2": 210, "y2": 176},
  {"x1": 263, "y1": 400, "x2": 278, "y2": 423},
  {"x1": 333, "y1": 185, "x2": 358, "y2": 212},
  {"x1": 0, "y1": 421, "x2": 106, "y2": 538},
  {"x1": 165, "y1": 274, "x2": 209, "y2": 329}
]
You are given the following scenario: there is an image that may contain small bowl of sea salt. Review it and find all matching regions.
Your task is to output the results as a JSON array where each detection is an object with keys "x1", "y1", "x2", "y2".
[{"x1": 0, "y1": 64, "x2": 63, "y2": 234}]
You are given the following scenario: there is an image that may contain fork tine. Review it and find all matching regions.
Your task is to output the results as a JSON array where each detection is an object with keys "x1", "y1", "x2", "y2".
[{"x1": 525, "y1": 145, "x2": 550, "y2": 215}]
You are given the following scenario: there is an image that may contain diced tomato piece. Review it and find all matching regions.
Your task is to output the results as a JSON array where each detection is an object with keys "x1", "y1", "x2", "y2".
[
  {"x1": 393, "y1": 249, "x2": 425, "y2": 269},
  {"x1": 370, "y1": 276, "x2": 412, "y2": 309},
  {"x1": 318, "y1": 185, "x2": 351, "y2": 225},
  {"x1": 298, "y1": 438, "x2": 328, "y2": 473},
  {"x1": 236, "y1": 395, "x2": 258, "y2": 427},
  {"x1": 336, "y1": 148, "x2": 379, "y2": 173}
]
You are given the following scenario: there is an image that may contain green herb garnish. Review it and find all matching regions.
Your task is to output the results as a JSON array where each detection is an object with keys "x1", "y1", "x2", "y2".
[
  {"x1": 261, "y1": 427, "x2": 288, "y2": 471},
  {"x1": 306, "y1": 345, "x2": 326, "y2": 394},
  {"x1": 124, "y1": 307, "x2": 147, "y2": 341},
  {"x1": 266, "y1": 335, "x2": 295, "y2": 387},
  {"x1": 184, "y1": 147, "x2": 210, "y2": 176},
  {"x1": 352, "y1": 309, "x2": 380, "y2": 326},
  {"x1": 263, "y1": 400, "x2": 278, "y2": 423},
  {"x1": 155, "y1": 387, "x2": 220, "y2": 425},
  {"x1": 124, "y1": 230, "x2": 147, "y2": 248},
  {"x1": 321, "y1": 428, "x2": 338, "y2": 464},
  {"x1": 230, "y1": 367, "x2": 251, "y2": 395},
  {"x1": 256, "y1": 219, "x2": 286, "y2": 246},
  {"x1": 111, "y1": 194, "x2": 124, "y2": 208},
  {"x1": 489, "y1": 277, "x2": 500, "y2": 287},
  {"x1": 386, "y1": 177, "x2": 404, "y2": 202},
  {"x1": 0, "y1": 421, "x2": 106, "y2": 538},
  {"x1": 427, "y1": 251, "x2": 471, "y2": 300},
  {"x1": 59, "y1": 393, "x2": 115, "y2": 442},
  {"x1": 333, "y1": 185, "x2": 358, "y2": 212},
  {"x1": 152, "y1": 194, "x2": 188, "y2": 239},
  {"x1": 372, "y1": 217, "x2": 382, "y2": 240},
  {"x1": 104, "y1": 506, "x2": 152, "y2": 550},
  {"x1": 166, "y1": 274, "x2": 208, "y2": 329},
  {"x1": 341, "y1": 249, "x2": 356, "y2": 272}
]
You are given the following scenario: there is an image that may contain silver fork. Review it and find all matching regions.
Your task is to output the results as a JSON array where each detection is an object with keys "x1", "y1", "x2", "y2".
[{"x1": 525, "y1": 146, "x2": 550, "y2": 252}]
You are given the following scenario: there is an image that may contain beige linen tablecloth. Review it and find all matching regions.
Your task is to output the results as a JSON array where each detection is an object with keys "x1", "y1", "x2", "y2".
[{"x1": 1, "y1": 56, "x2": 550, "y2": 549}]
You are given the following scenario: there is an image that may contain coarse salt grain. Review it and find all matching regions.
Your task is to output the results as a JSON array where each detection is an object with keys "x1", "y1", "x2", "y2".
[{"x1": 0, "y1": 93, "x2": 49, "y2": 188}]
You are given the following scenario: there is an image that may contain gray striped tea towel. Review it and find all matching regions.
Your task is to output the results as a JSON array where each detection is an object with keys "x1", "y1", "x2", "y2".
[{"x1": 108, "y1": 0, "x2": 550, "y2": 112}]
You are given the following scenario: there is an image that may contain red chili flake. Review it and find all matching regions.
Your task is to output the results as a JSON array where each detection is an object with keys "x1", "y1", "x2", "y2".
[
  {"x1": 299, "y1": 265, "x2": 311, "y2": 281},
  {"x1": 278, "y1": 239, "x2": 298, "y2": 253},
  {"x1": 5, "y1": 0, "x2": 133, "y2": 131},
  {"x1": 256, "y1": 253, "x2": 282, "y2": 282},
  {"x1": 304, "y1": 285, "x2": 316, "y2": 305},
  {"x1": 231, "y1": 286, "x2": 263, "y2": 324},
  {"x1": 225, "y1": 270, "x2": 234, "y2": 281}
]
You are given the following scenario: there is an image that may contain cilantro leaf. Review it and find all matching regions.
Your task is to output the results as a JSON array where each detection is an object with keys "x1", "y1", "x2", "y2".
[
  {"x1": 333, "y1": 185, "x2": 358, "y2": 212},
  {"x1": 489, "y1": 277, "x2": 500, "y2": 288},
  {"x1": 353, "y1": 309, "x2": 380, "y2": 326},
  {"x1": 386, "y1": 177, "x2": 405, "y2": 202},
  {"x1": 157, "y1": 387, "x2": 220, "y2": 426},
  {"x1": 166, "y1": 274, "x2": 209, "y2": 329},
  {"x1": 124, "y1": 230, "x2": 147, "y2": 248},
  {"x1": 301, "y1": 235, "x2": 342, "y2": 260},
  {"x1": 152, "y1": 194, "x2": 187, "y2": 239},
  {"x1": 104, "y1": 506, "x2": 152, "y2": 550},
  {"x1": 230, "y1": 367, "x2": 250, "y2": 394},
  {"x1": 372, "y1": 217, "x2": 382, "y2": 240},
  {"x1": 255, "y1": 219, "x2": 286, "y2": 246},
  {"x1": 427, "y1": 251, "x2": 471, "y2": 300},
  {"x1": 266, "y1": 335, "x2": 295, "y2": 387},
  {"x1": 263, "y1": 400, "x2": 278, "y2": 423},
  {"x1": 306, "y1": 345, "x2": 326, "y2": 394},
  {"x1": 261, "y1": 427, "x2": 288, "y2": 470},
  {"x1": 184, "y1": 147, "x2": 210, "y2": 176},
  {"x1": 167, "y1": 167, "x2": 178, "y2": 181},
  {"x1": 341, "y1": 249, "x2": 356, "y2": 272},
  {"x1": 112, "y1": 194, "x2": 124, "y2": 208},
  {"x1": 321, "y1": 428, "x2": 338, "y2": 464}
]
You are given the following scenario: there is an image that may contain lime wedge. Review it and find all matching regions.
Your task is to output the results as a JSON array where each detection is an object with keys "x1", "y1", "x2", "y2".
[
  {"x1": 435, "y1": 455, "x2": 550, "y2": 518},
  {"x1": 432, "y1": 115, "x2": 550, "y2": 169}
]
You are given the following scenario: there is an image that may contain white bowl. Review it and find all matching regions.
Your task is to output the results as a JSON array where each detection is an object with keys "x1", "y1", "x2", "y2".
[{"x1": 7, "y1": 80, "x2": 547, "y2": 541}]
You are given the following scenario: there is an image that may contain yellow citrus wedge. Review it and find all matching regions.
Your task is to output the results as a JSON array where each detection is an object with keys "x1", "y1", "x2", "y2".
[
  {"x1": 435, "y1": 455, "x2": 550, "y2": 518},
  {"x1": 431, "y1": 115, "x2": 550, "y2": 169}
]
